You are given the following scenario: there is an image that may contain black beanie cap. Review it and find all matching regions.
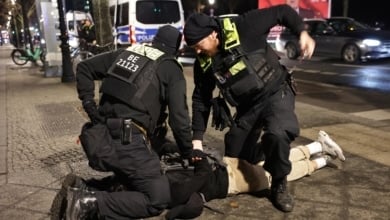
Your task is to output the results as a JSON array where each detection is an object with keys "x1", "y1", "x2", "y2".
[
  {"x1": 184, "y1": 13, "x2": 219, "y2": 46},
  {"x1": 152, "y1": 25, "x2": 182, "y2": 55}
]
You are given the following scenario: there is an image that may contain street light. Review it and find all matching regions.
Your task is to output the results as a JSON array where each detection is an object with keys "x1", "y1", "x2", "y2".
[
  {"x1": 57, "y1": 0, "x2": 75, "y2": 82},
  {"x1": 208, "y1": 0, "x2": 215, "y2": 16},
  {"x1": 9, "y1": 0, "x2": 20, "y2": 48}
]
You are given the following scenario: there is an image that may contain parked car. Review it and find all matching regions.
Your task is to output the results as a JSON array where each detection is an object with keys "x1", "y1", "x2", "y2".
[
  {"x1": 274, "y1": 18, "x2": 390, "y2": 63},
  {"x1": 326, "y1": 17, "x2": 376, "y2": 32}
]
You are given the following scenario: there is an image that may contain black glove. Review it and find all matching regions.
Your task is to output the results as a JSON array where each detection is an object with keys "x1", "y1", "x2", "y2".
[
  {"x1": 183, "y1": 149, "x2": 208, "y2": 168},
  {"x1": 180, "y1": 148, "x2": 193, "y2": 161},
  {"x1": 153, "y1": 123, "x2": 168, "y2": 139},
  {"x1": 192, "y1": 149, "x2": 207, "y2": 159},
  {"x1": 82, "y1": 99, "x2": 104, "y2": 124},
  {"x1": 211, "y1": 96, "x2": 234, "y2": 131}
]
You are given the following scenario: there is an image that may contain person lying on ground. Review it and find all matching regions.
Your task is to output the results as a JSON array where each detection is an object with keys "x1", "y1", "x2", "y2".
[{"x1": 60, "y1": 130, "x2": 345, "y2": 219}]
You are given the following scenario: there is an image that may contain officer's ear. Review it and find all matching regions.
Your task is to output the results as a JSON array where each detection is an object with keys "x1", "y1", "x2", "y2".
[{"x1": 210, "y1": 31, "x2": 218, "y2": 40}]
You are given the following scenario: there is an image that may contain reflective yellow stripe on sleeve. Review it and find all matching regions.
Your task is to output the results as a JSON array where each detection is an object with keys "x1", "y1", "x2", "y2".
[{"x1": 229, "y1": 60, "x2": 246, "y2": 76}]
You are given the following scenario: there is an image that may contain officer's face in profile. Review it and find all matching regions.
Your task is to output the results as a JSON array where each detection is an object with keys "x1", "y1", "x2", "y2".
[{"x1": 191, "y1": 31, "x2": 219, "y2": 57}]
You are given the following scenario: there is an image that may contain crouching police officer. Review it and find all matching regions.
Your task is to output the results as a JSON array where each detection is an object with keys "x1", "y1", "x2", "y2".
[
  {"x1": 69, "y1": 25, "x2": 194, "y2": 219},
  {"x1": 183, "y1": 5, "x2": 315, "y2": 212}
]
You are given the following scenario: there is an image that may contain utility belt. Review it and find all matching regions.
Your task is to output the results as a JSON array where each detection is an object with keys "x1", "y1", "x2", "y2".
[{"x1": 106, "y1": 118, "x2": 148, "y2": 144}]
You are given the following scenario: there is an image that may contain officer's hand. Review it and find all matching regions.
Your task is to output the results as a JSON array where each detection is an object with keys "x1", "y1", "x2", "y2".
[
  {"x1": 182, "y1": 148, "x2": 205, "y2": 165},
  {"x1": 82, "y1": 100, "x2": 104, "y2": 124},
  {"x1": 299, "y1": 31, "x2": 315, "y2": 59},
  {"x1": 153, "y1": 124, "x2": 168, "y2": 139},
  {"x1": 179, "y1": 149, "x2": 194, "y2": 168},
  {"x1": 211, "y1": 97, "x2": 233, "y2": 131},
  {"x1": 191, "y1": 149, "x2": 206, "y2": 162},
  {"x1": 183, "y1": 150, "x2": 206, "y2": 166}
]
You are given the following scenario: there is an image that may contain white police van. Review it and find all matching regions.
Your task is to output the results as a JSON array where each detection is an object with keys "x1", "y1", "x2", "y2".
[{"x1": 109, "y1": 0, "x2": 185, "y2": 46}]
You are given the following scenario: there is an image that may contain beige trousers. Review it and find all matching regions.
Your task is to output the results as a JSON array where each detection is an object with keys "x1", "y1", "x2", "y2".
[{"x1": 224, "y1": 145, "x2": 314, "y2": 195}]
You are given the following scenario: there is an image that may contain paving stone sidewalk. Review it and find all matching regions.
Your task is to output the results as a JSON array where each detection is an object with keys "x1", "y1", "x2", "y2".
[{"x1": 0, "y1": 44, "x2": 389, "y2": 220}]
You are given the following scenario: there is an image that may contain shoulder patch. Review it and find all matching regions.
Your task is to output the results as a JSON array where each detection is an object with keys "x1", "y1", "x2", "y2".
[{"x1": 127, "y1": 44, "x2": 164, "y2": 60}]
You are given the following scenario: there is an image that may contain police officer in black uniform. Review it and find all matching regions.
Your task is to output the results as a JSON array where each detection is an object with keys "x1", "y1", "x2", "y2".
[
  {"x1": 79, "y1": 19, "x2": 95, "y2": 41},
  {"x1": 68, "y1": 25, "x2": 194, "y2": 219},
  {"x1": 183, "y1": 5, "x2": 315, "y2": 212}
]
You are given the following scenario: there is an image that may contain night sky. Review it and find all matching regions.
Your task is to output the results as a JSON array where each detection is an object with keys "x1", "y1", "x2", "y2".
[
  {"x1": 216, "y1": 0, "x2": 389, "y2": 29},
  {"x1": 331, "y1": 0, "x2": 389, "y2": 29}
]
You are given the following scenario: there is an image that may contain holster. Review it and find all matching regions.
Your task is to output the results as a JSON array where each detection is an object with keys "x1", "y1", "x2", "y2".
[{"x1": 106, "y1": 118, "x2": 146, "y2": 145}]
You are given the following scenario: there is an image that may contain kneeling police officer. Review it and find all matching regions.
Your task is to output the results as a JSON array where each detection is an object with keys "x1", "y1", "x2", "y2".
[{"x1": 70, "y1": 25, "x2": 194, "y2": 219}]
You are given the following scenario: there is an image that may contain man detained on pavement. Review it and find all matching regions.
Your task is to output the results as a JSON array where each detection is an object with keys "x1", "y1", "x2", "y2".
[{"x1": 59, "y1": 130, "x2": 345, "y2": 219}]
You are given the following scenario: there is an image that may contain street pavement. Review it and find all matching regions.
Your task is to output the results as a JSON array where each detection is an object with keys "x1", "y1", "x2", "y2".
[{"x1": 0, "y1": 44, "x2": 389, "y2": 220}]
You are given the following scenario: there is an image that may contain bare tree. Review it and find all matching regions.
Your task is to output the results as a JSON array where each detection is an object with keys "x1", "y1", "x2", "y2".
[
  {"x1": 91, "y1": 0, "x2": 113, "y2": 47},
  {"x1": 0, "y1": 0, "x2": 12, "y2": 26},
  {"x1": 11, "y1": 0, "x2": 38, "y2": 49},
  {"x1": 343, "y1": 0, "x2": 349, "y2": 17}
]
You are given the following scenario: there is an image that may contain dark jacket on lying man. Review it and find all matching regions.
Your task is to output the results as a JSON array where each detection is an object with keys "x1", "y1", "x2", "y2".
[{"x1": 78, "y1": 148, "x2": 229, "y2": 220}]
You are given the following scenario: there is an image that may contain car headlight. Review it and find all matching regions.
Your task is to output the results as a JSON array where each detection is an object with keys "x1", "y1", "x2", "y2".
[{"x1": 362, "y1": 39, "x2": 381, "y2": 46}]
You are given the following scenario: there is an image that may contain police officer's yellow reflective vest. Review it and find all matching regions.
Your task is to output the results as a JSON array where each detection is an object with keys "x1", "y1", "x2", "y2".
[
  {"x1": 100, "y1": 44, "x2": 181, "y2": 132},
  {"x1": 198, "y1": 18, "x2": 277, "y2": 106}
]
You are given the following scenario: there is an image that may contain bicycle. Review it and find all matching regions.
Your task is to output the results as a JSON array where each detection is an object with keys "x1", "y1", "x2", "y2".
[
  {"x1": 71, "y1": 41, "x2": 114, "y2": 74},
  {"x1": 11, "y1": 46, "x2": 45, "y2": 66},
  {"x1": 70, "y1": 32, "x2": 126, "y2": 74}
]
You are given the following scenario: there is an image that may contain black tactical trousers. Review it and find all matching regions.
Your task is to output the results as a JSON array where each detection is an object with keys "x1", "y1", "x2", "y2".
[
  {"x1": 94, "y1": 128, "x2": 171, "y2": 219},
  {"x1": 224, "y1": 82, "x2": 299, "y2": 180}
]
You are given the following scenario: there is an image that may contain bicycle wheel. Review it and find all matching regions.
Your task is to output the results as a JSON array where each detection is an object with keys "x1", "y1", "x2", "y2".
[
  {"x1": 80, "y1": 51, "x2": 95, "y2": 60},
  {"x1": 71, "y1": 53, "x2": 83, "y2": 75},
  {"x1": 71, "y1": 50, "x2": 95, "y2": 74},
  {"x1": 11, "y1": 49, "x2": 29, "y2": 65}
]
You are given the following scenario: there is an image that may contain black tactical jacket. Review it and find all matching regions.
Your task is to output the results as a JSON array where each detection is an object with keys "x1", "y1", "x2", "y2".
[
  {"x1": 191, "y1": 5, "x2": 306, "y2": 140},
  {"x1": 76, "y1": 48, "x2": 193, "y2": 157}
]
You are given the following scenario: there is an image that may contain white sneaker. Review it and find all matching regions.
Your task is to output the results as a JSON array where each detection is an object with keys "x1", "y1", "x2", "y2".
[{"x1": 318, "y1": 130, "x2": 346, "y2": 161}]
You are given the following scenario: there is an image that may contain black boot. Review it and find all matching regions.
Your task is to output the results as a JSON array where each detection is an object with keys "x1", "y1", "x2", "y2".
[
  {"x1": 270, "y1": 177, "x2": 294, "y2": 212},
  {"x1": 66, "y1": 188, "x2": 99, "y2": 220},
  {"x1": 51, "y1": 174, "x2": 89, "y2": 220}
]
